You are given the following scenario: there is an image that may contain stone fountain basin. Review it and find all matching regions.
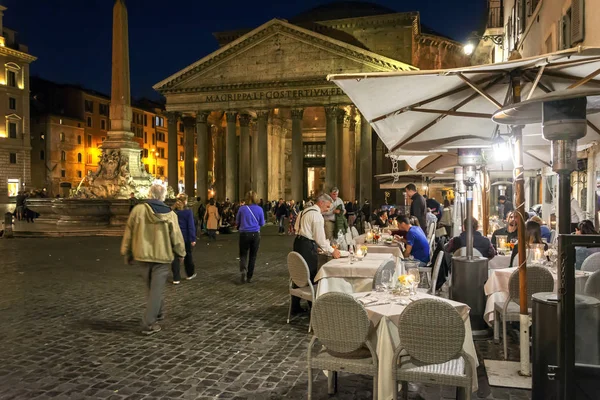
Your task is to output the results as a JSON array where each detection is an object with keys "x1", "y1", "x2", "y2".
[
  {"x1": 52, "y1": 199, "x2": 112, "y2": 226},
  {"x1": 25, "y1": 198, "x2": 58, "y2": 221}
]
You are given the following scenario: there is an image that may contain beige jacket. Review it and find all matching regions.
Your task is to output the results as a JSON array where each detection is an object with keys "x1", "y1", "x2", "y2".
[{"x1": 121, "y1": 203, "x2": 186, "y2": 264}]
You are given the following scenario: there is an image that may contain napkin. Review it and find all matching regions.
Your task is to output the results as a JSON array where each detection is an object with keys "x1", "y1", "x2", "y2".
[{"x1": 358, "y1": 296, "x2": 378, "y2": 305}]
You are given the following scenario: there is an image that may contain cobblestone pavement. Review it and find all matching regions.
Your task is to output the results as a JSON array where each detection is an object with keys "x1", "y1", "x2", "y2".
[{"x1": 0, "y1": 226, "x2": 532, "y2": 400}]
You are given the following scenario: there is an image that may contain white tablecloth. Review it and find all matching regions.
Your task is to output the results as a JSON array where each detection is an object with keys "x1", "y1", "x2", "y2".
[
  {"x1": 355, "y1": 234, "x2": 403, "y2": 258},
  {"x1": 483, "y1": 267, "x2": 592, "y2": 325},
  {"x1": 315, "y1": 253, "x2": 394, "y2": 298},
  {"x1": 488, "y1": 255, "x2": 512, "y2": 270},
  {"x1": 351, "y1": 291, "x2": 479, "y2": 399}
]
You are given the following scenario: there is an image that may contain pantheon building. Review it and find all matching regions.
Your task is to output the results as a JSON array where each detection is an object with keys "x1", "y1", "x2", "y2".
[{"x1": 154, "y1": 2, "x2": 468, "y2": 204}]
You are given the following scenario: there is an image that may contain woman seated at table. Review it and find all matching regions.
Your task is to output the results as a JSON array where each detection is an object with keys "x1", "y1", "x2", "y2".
[
  {"x1": 444, "y1": 217, "x2": 496, "y2": 259},
  {"x1": 373, "y1": 210, "x2": 389, "y2": 227},
  {"x1": 509, "y1": 220, "x2": 548, "y2": 268},
  {"x1": 530, "y1": 215, "x2": 551, "y2": 242},
  {"x1": 394, "y1": 215, "x2": 430, "y2": 266},
  {"x1": 575, "y1": 220, "x2": 600, "y2": 270},
  {"x1": 491, "y1": 211, "x2": 518, "y2": 249}
]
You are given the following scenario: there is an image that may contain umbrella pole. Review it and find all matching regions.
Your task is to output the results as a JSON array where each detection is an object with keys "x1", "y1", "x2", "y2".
[
  {"x1": 482, "y1": 169, "x2": 489, "y2": 236},
  {"x1": 511, "y1": 72, "x2": 530, "y2": 376}
]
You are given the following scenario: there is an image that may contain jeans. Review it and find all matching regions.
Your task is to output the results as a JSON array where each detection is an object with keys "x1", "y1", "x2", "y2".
[
  {"x1": 278, "y1": 217, "x2": 285, "y2": 233},
  {"x1": 139, "y1": 262, "x2": 169, "y2": 328},
  {"x1": 171, "y1": 241, "x2": 195, "y2": 281},
  {"x1": 239, "y1": 232, "x2": 261, "y2": 279}
]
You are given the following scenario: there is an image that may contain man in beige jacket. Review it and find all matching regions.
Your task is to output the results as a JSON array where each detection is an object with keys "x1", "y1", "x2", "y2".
[{"x1": 121, "y1": 183, "x2": 186, "y2": 335}]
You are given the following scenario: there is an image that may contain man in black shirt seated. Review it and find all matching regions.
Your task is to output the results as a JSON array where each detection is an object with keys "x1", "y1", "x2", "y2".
[
  {"x1": 491, "y1": 211, "x2": 518, "y2": 249},
  {"x1": 444, "y1": 217, "x2": 496, "y2": 259}
]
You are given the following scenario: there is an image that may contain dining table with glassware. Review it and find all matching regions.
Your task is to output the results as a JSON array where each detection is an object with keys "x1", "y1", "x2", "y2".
[
  {"x1": 314, "y1": 253, "x2": 395, "y2": 298},
  {"x1": 352, "y1": 290, "x2": 479, "y2": 399},
  {"x1": 353, "y1": 230, "x2": 404, "y2": 260}
]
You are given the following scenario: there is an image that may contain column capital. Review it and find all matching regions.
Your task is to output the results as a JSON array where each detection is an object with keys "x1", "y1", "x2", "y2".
[
  {"x1": 291, "y1": 108, "x2": 304, "y2": 120},
  {"x1": 325, "y1": 105, "x2": 339, "y2": 118},
  {"x1": 196, "y1": 111, "x2": 210, "y2": 124},
  {"x1": 225, "y1": 111, "x2": 238, "y2": 123},
  {"x1": 239, "y1": 113, "x2": 251, "y2": 127},
  {"x1": 166, "y1": 111, "x2": 181, "y2": 124},
  {"x1": 182, "y1": 115, "x2": 196, "y2": 127},
  {"x1": 256, "y1": 110, "x2": 270, "y2": 120}
]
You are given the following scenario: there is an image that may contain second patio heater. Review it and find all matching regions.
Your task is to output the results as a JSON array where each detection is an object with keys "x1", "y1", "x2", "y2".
[{"x1": 451, "y1": 148, "x2": 490, "y2": 336}]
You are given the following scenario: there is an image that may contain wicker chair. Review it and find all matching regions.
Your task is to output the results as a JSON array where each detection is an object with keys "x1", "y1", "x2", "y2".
[
  {"x1": 287, "y1": 251, "x2": 316, "y2": 332},
  {"x1": 584, "y1": 270, "x2": 600, "y2": 300},
  {"x1": 372, "y1": 259, "x2": 397, "y2": 290},
  {"x1": 581, "y1": 252, "x2": 600, "y2": 273},
  {"x1": 392, "y1": 298, "x2": 474, "y2": 400},
  {"x1": 308, "y1": 292, "x2": 378, "y2": 400},
  {"x1": 494, "y1": 266, "x2": 554, "y2": 359},
  {"x1": 429, "y1": 251, "x2": 444, "y2": 295}
]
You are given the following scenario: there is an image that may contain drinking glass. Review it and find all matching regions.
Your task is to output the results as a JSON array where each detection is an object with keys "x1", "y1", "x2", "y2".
[
  {"x1": 381, "y1": 269, "x2": 392, "y2": 293},
  {"x1": 407, "y1": 268, "x2": 420, "y2": 296}
]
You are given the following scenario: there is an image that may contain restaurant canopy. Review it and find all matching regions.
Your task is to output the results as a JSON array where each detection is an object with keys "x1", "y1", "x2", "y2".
[{"x1": 328, "y1": 47, "x2": 600, "y2": 155}]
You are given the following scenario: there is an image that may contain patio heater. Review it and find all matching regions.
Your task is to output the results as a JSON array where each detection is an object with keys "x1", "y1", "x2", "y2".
[
  {"x1": 453, "y1": 167, "x2": 466, "y2": 236},
  {"x1": 492, "y1": 88, "x2": 600, "y2": 399},
  {"x1": 451, "y1": 149, "x2": 490, "y2": 337}
]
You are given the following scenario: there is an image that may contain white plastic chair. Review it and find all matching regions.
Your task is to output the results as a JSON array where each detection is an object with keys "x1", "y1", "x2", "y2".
[
  {"x1": 351, "y1": 226, "x2": 359, "y2": 239},
  {"x1": 581, "y1": 252, "x2": 600, "y2": 273},
  {"x1": 429, "y1": 251, "x2": 444, "y2": 295},
  {"x1": 287, "y1": 251, "x2": 316, "y2": 332}
]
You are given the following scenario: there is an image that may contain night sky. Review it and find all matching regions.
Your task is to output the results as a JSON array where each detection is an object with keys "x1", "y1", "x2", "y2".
[{"x1": 4, "y1": 0, "x2": 486, "y2": 100}]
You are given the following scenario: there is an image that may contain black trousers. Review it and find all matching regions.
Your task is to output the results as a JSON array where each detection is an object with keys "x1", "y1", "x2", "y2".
[
  {"x1": 239, "y1": 232, "x2": 261, "y2": 279},
  {"x1": 171, "y1": 241, "x2": 195, "y2": 281},
  {"x1": 291, "y1": 236, "x2": 318, "y2": 311}
]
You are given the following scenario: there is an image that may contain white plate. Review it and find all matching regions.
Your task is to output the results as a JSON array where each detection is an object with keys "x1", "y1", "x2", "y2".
[{"x1": 339, "y1": 250, "x2": 350, "y2": 257}]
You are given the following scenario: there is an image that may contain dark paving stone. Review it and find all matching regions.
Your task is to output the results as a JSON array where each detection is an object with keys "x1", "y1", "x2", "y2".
[{"x1": 0, "y1": 227, "x2": 531, "y2": 399}]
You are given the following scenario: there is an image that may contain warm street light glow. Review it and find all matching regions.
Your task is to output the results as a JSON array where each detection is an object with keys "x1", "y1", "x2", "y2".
[
  {"x1": 463, "y1": 43, "x2": 474, "y2": 55},
  {"x1": 194, "y1": 157, "x2": 198, "y2": 162}
]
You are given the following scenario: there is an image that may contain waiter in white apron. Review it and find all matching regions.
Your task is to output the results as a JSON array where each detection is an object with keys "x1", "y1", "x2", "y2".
[{"x1": 291, "y1": 193, "x2": 341, "y2": 313}]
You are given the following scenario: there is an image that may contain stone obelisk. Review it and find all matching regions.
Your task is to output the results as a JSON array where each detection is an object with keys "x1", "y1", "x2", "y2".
[{"x1": 102, "y1": 0, "x2": 144, "y2": 177}]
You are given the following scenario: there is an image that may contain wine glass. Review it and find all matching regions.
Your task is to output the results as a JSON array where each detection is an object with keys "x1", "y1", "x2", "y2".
[
  {"x1": 381, "y1": 269, "x2": 393, "y2": 293},
  {"x1": 407, "y1": 268, "x2": 420, "y2": 296}
]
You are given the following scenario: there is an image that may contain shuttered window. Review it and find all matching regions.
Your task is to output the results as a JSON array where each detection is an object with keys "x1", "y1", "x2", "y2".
[{"x1": 571, "y1": 0, "x2": 585, "y2": 43}]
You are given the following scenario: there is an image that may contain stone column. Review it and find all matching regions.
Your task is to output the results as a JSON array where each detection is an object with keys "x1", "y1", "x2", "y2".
[
  {"x1": 214, "y1": 125, "x2": 226, "y2": 201},
  {"x1": 359, "y1": 113, "x2": 372, "y2": 203},
  {"x1": 239, "y1": 113, "x2": 251, "y2": 198},
  {"x1": 325, "y1": 106, "x2": 338, "y2": 192},
  {"x1": 256, "y1": 110, "x2": 269, "y2": 201},
  {"x1": 225, "y1": 112, "x2": 238, "y2": 202},
  {"x1": 291, "y1": 108, "x2": 304, "y2": 202},
  {"x1": 196, "y1": 111, "x2": 210, "y2": 201},
  {"x1": 183, "y1": 115, "x2": 196, "y2": 197},
  {"x1": 167, "y1": 111, "x2": 180, "y2": 194},
  {"x1": 336, "y1": 109, "x2": 346, "y2": 194},
  {"x1": 347, "y1": 111, "x2": 356, "y2": 202},
  {"x1": 354, "y1": 114, "x2": 361, "y2": 201}
]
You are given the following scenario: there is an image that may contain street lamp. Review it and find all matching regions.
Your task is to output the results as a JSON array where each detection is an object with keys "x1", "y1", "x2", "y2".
[{"x1": 463, "y1": 31, "x2": 504, "y2": 55}]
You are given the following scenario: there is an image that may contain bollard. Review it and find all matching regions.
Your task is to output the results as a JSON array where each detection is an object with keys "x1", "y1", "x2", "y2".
[{"x1": 3, "y1": 212, "x2": 14, "y2": 238}]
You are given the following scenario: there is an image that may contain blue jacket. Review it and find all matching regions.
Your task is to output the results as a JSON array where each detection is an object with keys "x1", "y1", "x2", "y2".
[{"x1": 174, "y1": 209, "x2": 196, "y2": 243}]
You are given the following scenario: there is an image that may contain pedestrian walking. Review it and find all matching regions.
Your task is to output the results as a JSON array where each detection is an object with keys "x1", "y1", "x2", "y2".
[
  {"x1": 236, "y1": 190, "x2": 265, "y2": 283},
  {"x1": 171, "y1": 194, "x2": 197, "y2": 284},
  {"x1": 205, "y1": 198, "x2": 220, "y2": 240},
  {"x1": 121, "y1": 183, "x2": 186, "y2": 335},
  {"x1": 322, "y1": 187, "x2": 345, "y2": 240},
  {"x1": 275, "y1": 198, "x2": 288, "y2": 235}
]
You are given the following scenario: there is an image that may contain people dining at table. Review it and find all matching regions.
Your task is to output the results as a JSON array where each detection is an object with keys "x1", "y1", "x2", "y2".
[
  {"x1": 424, "y1": 195, "x2": 443, "y2": 221},
  {"x1": 394, "y1": 215, "x2": 430, "y2": 266},
  {"x1": 444, "y1": 217, "x2": 496, "y2": 259},
  {"x1": 575, "y1": 219, "x2": 600, "y2": 270},
  {"x1": 292, "y1": 193, "x2": 341, "y2": 314},
  {"x1": 509, "y1": 220, "x2": 548, "y2": 268},
  {"x1": 497, "y1": 195, "x2": 514, "y2": 221},
  {"x1": 491, "y1": 211, "x2": 518, "y2": 249},
  {"x1": 373, "y1": 210, "x2": 389, "y2": 227},
  {"x1": 530, "y1": 215, "x2": 551, "y2": 242}
]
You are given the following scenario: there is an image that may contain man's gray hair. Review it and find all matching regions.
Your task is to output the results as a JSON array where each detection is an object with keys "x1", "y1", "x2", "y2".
[
  {"x1": 330, "y1": 187, "x2": 339, "y2": 194},
  {"x1": 316, "y1": 193, "x2": 333, "y2": 204},
  {"x1": 149, "y1": 184, "x2": 167, "y2": 201}
]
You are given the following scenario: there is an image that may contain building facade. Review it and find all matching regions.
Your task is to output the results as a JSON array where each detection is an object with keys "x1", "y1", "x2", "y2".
[
  {"x1": 154, "y1": 3, "x2": 469, "y2": 204},
  {"x1": 0, "y1": 6, "x2": 36, "y2": 201},
  {"x1": 30, "y1": 78, "x2": 182, "y2": 196}
]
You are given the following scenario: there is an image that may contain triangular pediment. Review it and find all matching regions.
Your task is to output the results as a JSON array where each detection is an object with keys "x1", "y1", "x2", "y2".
[{"x1": 154, "y1": 19, "x2": 416, "y2": 93}]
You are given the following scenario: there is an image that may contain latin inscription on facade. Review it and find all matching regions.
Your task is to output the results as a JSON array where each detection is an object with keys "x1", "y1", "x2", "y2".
[{"x1": 203, "y1": 87, "x2": 345, "y2": 103}]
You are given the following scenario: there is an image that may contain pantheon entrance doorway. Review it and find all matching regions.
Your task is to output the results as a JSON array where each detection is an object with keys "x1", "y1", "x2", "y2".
[{"x1": 303, "y1": 141, "x2": 326, "y2": 200}]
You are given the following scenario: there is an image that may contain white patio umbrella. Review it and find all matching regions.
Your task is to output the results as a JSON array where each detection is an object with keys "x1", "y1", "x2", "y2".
[{"x1": 328, "y1": 47, "x2": 600, "y2": 377}]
